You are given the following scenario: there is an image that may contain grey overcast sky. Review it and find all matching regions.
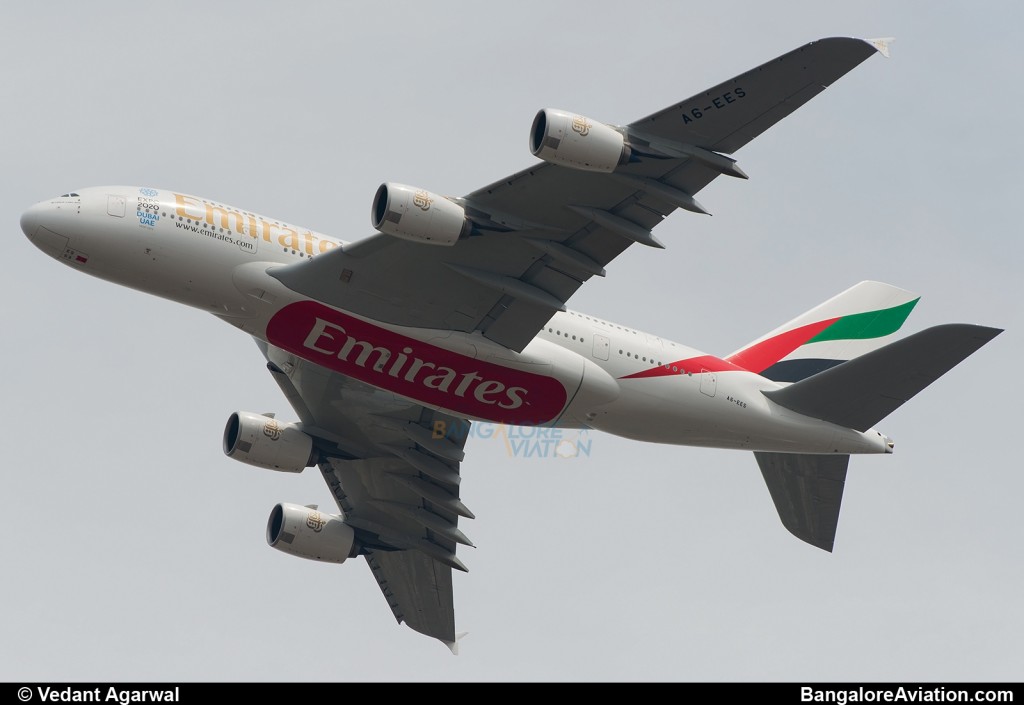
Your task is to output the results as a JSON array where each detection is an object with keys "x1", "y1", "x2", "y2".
[{"x1": 3, "y1": 0, "x2": 1021, "y2": 682}]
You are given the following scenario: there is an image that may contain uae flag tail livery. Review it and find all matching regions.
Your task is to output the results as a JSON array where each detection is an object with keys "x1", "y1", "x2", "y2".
[{"x1": 726, "y1": 281, "x2": 921, "y2": 383}]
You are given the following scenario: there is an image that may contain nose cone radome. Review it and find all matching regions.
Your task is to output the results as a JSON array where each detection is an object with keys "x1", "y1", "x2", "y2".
[
  {"x1": 20, "y1": 201, "x2": 48, "y2": 241},
  {"x1": 21, "y1": 193, "x2": 82, "y2": 258}
]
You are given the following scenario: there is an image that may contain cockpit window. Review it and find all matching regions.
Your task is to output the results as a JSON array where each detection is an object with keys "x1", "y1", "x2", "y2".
[{"x1": 59, "y1": 193, "x2": 80, "y2": 197}]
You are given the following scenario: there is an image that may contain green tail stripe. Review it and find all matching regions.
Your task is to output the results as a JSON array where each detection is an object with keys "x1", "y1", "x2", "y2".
[{"x1": 809, "y1": 297, "x2": 921, "y2": 343}]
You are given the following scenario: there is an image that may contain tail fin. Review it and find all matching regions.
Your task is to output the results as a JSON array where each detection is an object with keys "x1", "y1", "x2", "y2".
[
  {"x1": 764, "y1": 323, "x2": 1003, "y2": 431},
  {"x1": 727, "y1": 281, "x2": 920, "y2": 382},
  {"x1": 757, "y1": 324, "x2": 1000, "y2": 552}
]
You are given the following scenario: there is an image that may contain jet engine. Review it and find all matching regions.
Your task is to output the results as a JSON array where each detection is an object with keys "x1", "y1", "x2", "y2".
[
  {"x1": 529, "y1": 108, "x2": 631, "y2": 172},
  {"x1": 266, "y1": 503, "x2": 357, "y2": 563},
  {"x1": 222, "y1": 411, "x2": 314, "y2": 473},
  {"x1": 371, "y1": 183, "x2": 469, "y2": 245}
]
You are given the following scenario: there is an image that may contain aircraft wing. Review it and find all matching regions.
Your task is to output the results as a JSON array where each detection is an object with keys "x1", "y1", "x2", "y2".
[
  {"x1": 256, "y1": 340, "x2": 473, "y2": 648},
  {"x1": 272, "y1": 37, "x2": 886, "y2": 352}
]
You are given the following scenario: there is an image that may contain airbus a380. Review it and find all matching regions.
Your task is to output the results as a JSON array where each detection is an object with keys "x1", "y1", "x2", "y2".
[{"x1": 22, "y1": 38, "x2": 1000, "y2": 650}]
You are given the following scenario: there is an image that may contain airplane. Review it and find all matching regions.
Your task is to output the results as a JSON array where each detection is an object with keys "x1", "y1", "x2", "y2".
[{"x1": 21, "y1": 37, "x2": 1001, "y2": 652}]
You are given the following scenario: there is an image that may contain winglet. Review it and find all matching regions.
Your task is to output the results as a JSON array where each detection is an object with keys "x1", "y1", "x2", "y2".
[
  {"x1": 866, "y1": 37, "x2": 894, "y2": 58},
  {"x1": 444, "y1": 631, "x2": 469, "y2": 656}
]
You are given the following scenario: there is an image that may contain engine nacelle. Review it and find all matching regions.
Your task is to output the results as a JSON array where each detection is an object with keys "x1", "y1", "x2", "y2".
[
  {"x1": 266, "y1": 503, "x2": 356, "y2": 564},
  {"x1": 222, "y1": 411, "x2": 313, "y2": 473},
  {"x1": 529, "y1": 108, "x2": 630, "y2": 173},
  {"x1": 371, "y1": 183, "x2": 469, "y2": 246}
]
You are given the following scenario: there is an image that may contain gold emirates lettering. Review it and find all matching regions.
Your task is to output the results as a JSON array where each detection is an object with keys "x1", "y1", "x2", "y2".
[
  {"x1": 302, "y1": 317, "x2": 527, "y2": 410},
  {"x1": 173, "y1": 193, "x2": 339, "y2": 255}
]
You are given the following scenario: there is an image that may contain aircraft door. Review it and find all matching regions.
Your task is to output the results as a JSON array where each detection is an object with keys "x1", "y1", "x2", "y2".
[
  {"x1": 107, "y1": 195, "x2": 126, "y2": 217},
  {"x1": 699, "y1": 369, "x2": 717, "y2": 397},
  {"x1": 592, "y1": 333, "x2": 610, "y2": 361}
]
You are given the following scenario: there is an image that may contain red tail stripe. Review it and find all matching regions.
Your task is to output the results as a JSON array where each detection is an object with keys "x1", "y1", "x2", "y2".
[
  {"x1": 725, "y1": 317, "x2": 839, "y2": 373},
  {"x1": 620, "y1": 354, "x2": 748, "y2": 380}
]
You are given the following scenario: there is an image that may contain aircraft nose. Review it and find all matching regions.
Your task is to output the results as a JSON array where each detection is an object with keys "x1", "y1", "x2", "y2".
[
  {"x1": 20, "y1": 201, "x2": 48, "y2": 240},
  {"x1": 21, "y1": 197, "x2": 77, "y2": 258}
]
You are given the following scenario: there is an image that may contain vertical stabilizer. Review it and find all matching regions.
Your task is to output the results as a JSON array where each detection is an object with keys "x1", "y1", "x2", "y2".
[{"x1": 727, "y1": 281, "x2": 920, "y2": 382}]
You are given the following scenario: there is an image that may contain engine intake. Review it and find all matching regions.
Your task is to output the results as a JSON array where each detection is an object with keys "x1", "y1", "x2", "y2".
[
  {"x1": 529, "y1": 108, "x2": 631, "y2": 172},
  {"x1": 223, "y1": 411, "x2": 313, "y2": 473},
  {"x1": 267, "y1": 503, "x2": 356, "y2": 563},
  {"x1": 371, "y1": 183, "x2": 469, "y2": 246}
]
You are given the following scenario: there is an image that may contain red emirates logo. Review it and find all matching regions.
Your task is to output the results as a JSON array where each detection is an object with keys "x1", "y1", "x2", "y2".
[{"x1": 266, "y1": 301, "x2": 568, "y2": 424}]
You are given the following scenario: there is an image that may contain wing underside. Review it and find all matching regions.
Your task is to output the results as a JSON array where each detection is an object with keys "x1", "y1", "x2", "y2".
[{"x1": 257, "y1": 340, "x2": 472, "y2": 645}]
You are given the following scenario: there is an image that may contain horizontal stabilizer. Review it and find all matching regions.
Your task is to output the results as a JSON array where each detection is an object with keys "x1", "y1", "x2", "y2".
[
  {"x1": 763, "y1": 324, "x2": 1001, "y2": 431},
  {"x1": 755, "y1": 452, "x2": 849, "y2": 552}
]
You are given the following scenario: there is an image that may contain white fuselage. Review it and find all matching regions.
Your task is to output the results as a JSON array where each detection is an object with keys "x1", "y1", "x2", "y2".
[{"x1": 22, "y1": 186, "x2": 890, "y2": 455}]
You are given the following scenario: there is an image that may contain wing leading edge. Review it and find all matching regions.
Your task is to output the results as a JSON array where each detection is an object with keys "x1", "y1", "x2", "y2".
[{"x1": 270, "y1": 37, "x2": 887, "y2": 352}]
